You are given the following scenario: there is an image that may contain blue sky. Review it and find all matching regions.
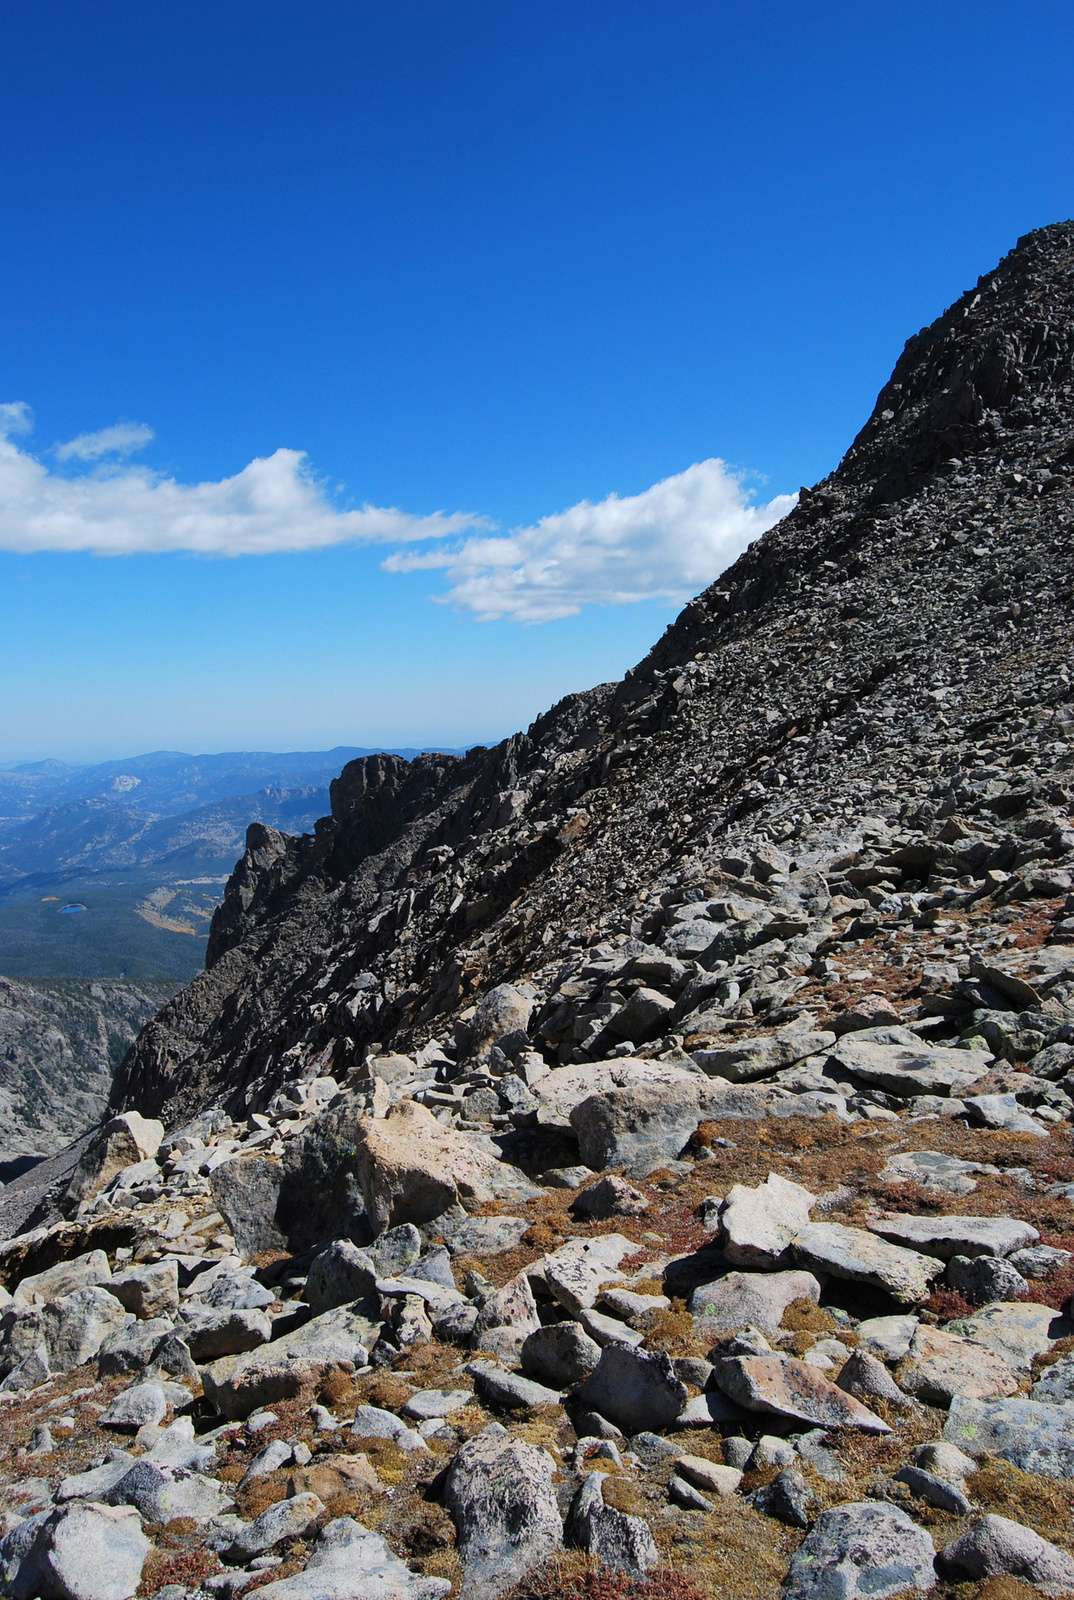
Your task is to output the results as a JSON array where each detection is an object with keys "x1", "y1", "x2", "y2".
[{"x1": 2, "y1": 2, "x2": 1072, "y2": 762}]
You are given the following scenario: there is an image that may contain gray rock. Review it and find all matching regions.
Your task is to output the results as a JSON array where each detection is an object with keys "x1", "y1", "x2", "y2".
[
  {"x1": 239, "y1": 1438, "x2": 294, "y2": 1486},
  {"x1": 57, "y1": 1455, "x2": 136, "y2": 1502},
  {"x1": 668, "y1": 1475, "x2": 714, "y2": 1511},
  {"x1": 715, "y1": 1354, "x2": 889, "y2": 1432},
  {"x1": 7, "y1": 1501, "x2": 150, "y2": 1600},
  {"x1": 574, "y1": 1344, "x2": 688, "y2": 1434},
  {"x1": 464, "y1": 984, "x2": 533, "y2": 1063},
  {"x1": 720, "y1": 1173, "x2": 815, "y2": 1269},
  {"x1": 855, "y1": 1316, "x2": 918, "y2": 1362},
  {"x1": 1011, "y1": 1245, "x2": 1073, "y2": 1279},
  {"x1": 0, "y1": 1343, "x2": 50, "y2": 1392},
  {"x1": 832, "y1": 1037, "x2": 990, "y2": 1097},
  {"x1": 250, "y1": 1515, "x2": 451, "y2": 1600},
  {"x1": 225, "y1": 1492, "x2": 324, "y2": 1561},
  {"x1": 782, "y1": 1500, "x2": 937, "y2": 1600},
  {"x1": 351, "y1": 1405, "x2": 428, "y2": 1449},
  {"x1": 438, "y1": 1215, "x2": 531, "y2": 1255},
  {"x1": 105, "y1": 1459, "x2": 233, "y2": 1522},
  {"x1": 570, "y1": 1082, "x2": 700, "y2": 1177},
  {"x1": 471, "y1": 1271, "x2": 541, "y2": 1361},
  {"x1": 791, "y1": 1222, "x2": 942, "y2": 1303},
  {"x1": 939, "y1": 1514, "x2": 1074, "y2": 1592},
  {"x1": 946, "y1": 1254, "x2": 1029, "y2": 1304},
  {"x1": 107, "y1": 1260, "x2": 179, "y2": 1320},
  {"x1": 209, "y1": 1154, "x2": 286, "y2": 1257},
  {"x1": 521, "y1": 1322, "x2": 602, "y2": 1387},
  {"x1": 630, "y1": 1431, "x2": 681, "y2": 1465},
  {"x1": 880, "y1": 1149, "x2": 995, "y2": 1194},
  {"x1": 433, "y1": 1303, "x2": 480, "y2": 1344},
  {"x1": 868, "y1": 1213, "x2": 1038, "y2": 1260},
  {"x1": 202, "y1": 1303, "x2": 378, "y2": 1420},
  {"x1": 911, "y1": 1441, "x2": 977, "y2": 1482},
  {"x1": 898, "y1": 1324, "x2": 1019, "y2": 1406},
  {"x1": 1032, "y1": 1353, "x2": 1074, "y2": 1402},
  {"x1": 181, "y1": 1307, "x2": 273, "y2": 1363},
  {"x1": 962, "y1": 1093, "x2": 1047, "y2": 1135},
  {"x1": 467, "y1": 1360, "x2": 562, "y2": 1411},
  {"x1": 371, "y1": 1223, "x2": 423, "y2": 1278},
  {"x1": 893, "y1": 1465, "x2": 972, "y2": 1516},
  {"x1": 570, "y1": 1176, "x2": 648, "y2": 1220},
  {"x1": 97, "y1": 1317, "x2": 175, "y2": 1377},
  {"x1": 836, "y1": 1348, "x2": 914, "y2": 1408},
  {"x1": 194, "y1": 1270, "x2": 275, "y2": 1312},
  {"x1": 944, "y1": 1394, "x2": 1074, "y2": 1477},
  {"x1": 42, "y1": 1286, "x2": 132, "y2": 1373},
  {"x1": 606, "y1": 987, "x2": 676, "y2": 1044},
  {"x1": 690, "y1": 1033, "x2": 834, "y2": 1083},
  {"x1": 304, "y1": 1242, "x2": 378, "y2": 1315},
  {"x1": 750, "y1": 1466, "x2": 814, "y2": 1529},
  {"x1": 444, "y1": 1432, "x2": 563, "y2": 1600},
  {"x1": 12, "y1": 1249, "x2": 112, "y2": 1306},
  {"x1": 566, "y1": 1471, "x2": 658, "y2": 1578},
  {"x1": 401, "y1": 1388, "x2": 474, "y2": 1421},
  {"x1": 955, "y1": 1300, "x2": 1064, "y2": 1368},
  {"x1": 689, "y1": 1269, "x2": 821, "y2": 1332},
  {"x1": 580, "y1": 1308, "x2": 644, "y2": 1349},
  {"x1": 99, "y1": 1381, "x2": 168, "y2": 1431},
  {"x1": 541, "y1": 1235, "x2": 633, "y2": 1315},
  {"x1": 674, "y1": 1391, "x2": 748, "y2": 1427}
]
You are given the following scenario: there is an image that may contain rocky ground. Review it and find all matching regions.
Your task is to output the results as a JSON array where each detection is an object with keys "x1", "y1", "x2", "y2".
[{"x1": 1, "y1": 224, "x2": 1074, "y2": 1600}]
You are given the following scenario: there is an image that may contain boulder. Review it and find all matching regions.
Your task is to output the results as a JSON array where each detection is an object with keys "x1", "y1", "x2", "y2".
[
  {"x1": 604, "y1": 987, "x2": 676, "y2": 1044},
  {"x1": 225, "y1": 1492, "x2": 325, "y2": 1561},
  {"x1": 352, "y1": 1100, "x2": 516, "y2": 1231},
  {"x1": 868, "y1": 1214, "x2": 1038, "y2": 1260},
  {"x1": 202, "y1": 1303, "x2": 378, "y2": 1419},
  {"x1": 570, "y1": 1082, "x2": 700, "y2": 1176},
  {"x1": 954, "y1": 1300, "x2": 1065, "y2": 1369},
  {"x1": 250, "y1": 1515, "x2": 450, "y2": 1600},
  {"x1": 401, "y1": 1388, "x2": 474, "y2": 1421},
  {"x1": 750, "y1": 1466, "x2": 815, "y2": 1529},
  {"x1": 893, "y1": 1466, "x2": 972, "y2": 1516},
  {"x1": 181, "y1": 1307, "x2": 273, "y2": 1363},
  {"x1": 7, "y1": 1501, "x2": 150, "y2": 1600},
  {"x1": 541, "y1": 1235, "x2": 634, "y2": 1315},
  {"x1": 104, "y1": 1459, "x2": 233, "y2": 1523},
  {"x1": 689, "y1": 1033, "x2": 835, "y2": 1082},
  {"x1": 106, "y1": 1260, "x2": 179, "y2": 1320},
  {"x1": 64, "y1": 1111, "x2": 164, "y2": 1209},
  {"x1": 42, "y1": 1286, "x2": 132, "y2": 1373},
  {"x1": 836, "y1": 1348, "x2": 914, "y2": 1409},
  {"x1": 791, "y1": 1222, "x2": 942, "y2": 1303},
  {"x1": 939, "y1": 1515, "x2": 1074, "y2": 1592},
  {"x1": 782, "y1": 1501, "x2": 937, "y2": 1600},
  {"x1": 97, "y1": 1318, "x2": 176, "y2": 1377},
  {"x1": 443, "y1": 1433, "x2": 563, "y2": 1600},
  {"x1": 521, "y1": 1323, "x2": 602, "y2": 1388},
  {"x1": 689, "y1": 1269, "x2": 821, "y2": 1332},
  {"x1": 467, "y1": 1361, "x2": 563, "y2": 1411},
  {"x1": 897, "y1": 1325, "x2": 1019, "y2": 1406},
  {"x1": 715, "y1": 1354, "x2": 890, "y2": 1432},
  {"x1": 99, "y1": 1381, "x2": 168, "y2": 1431},
  {"x1": 1032, "y1": 1352, "x2": 1074, "y2": 1403},
  {"x1": 570, "y1": 1176, "x2": 648, "y2": 1220},
  {"x1": 944, "y1": 1394, "x2": 1074, "y2": 1477},
  {"x1": 0, "y1": 1343, "x2": 50, "y2": 1393},
  {"x1": 880, "y1": 1149, "x2": 995, "y2": 1194},
  {"x1": 855, "y1": 1315, "x2": 918, "y2": 1361},
  {"x1": 471, "y1": 1272, "x2": 541, "y2": 1362},
  {"x1": 305, "y1": 1241, "x2": 378, "y2": 1314},
  {"x1": 946, "y1": 1254, "x2": 1029, "y2": 1305},
  {"x1": 464, "y1": 985, "x2": 533, "y2": 1063},
  {"x1": 209, "y1": 1154, "x2": 286, "y2": 1257},
  {"x1": 720, "y1": 1173, "x2": 815, "y2": 1269},
  {"x1": 831, "y1": 1037, "x2": 990, "y2": 1097},
  {"x1": 574, "y1": 1345, "x2": 688, "y2": 1434},
  {"x1": 566, "y1": 1472, "x2": 658, "y2": 1579},
  {"x1": 534, "y1": 1060, "x2": 706, "y2": 1127},
  {"x1": 674, "y1": 1456, "x2": 743, "y2": 1495},
  {"x1": 12, "y1": 1250, "x2": 112, "y2": 1306}
]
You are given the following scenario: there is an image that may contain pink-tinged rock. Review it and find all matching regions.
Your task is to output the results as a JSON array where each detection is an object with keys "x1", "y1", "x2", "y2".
[{"x1": 714, "y1": 1353, "x2": 891, "y2": 1433}]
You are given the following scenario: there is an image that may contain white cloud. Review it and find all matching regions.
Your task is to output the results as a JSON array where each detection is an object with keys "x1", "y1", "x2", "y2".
[
  {"x1": 0, "y1": 402, "x2": 795, "y2": 616},
  {"x1": 55, "y1": 421, "x2": 155, "y2": 461},
  {"x1": 384, "y1": 459, "x2": 797, "y2": 620},
  {"x1": 0, "y1": 405, "x2": 482, "y2": 556}
]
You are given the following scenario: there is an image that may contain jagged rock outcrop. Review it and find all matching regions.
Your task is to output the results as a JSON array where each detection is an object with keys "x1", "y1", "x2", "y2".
[{"x1": 112, "y1": 220, "x2": 1074, "y2": 1132}]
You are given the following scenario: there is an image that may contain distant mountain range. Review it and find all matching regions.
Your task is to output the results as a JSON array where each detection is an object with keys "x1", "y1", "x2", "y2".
[{"x1": 0, "y1": 746, "x2": 462, "y2": 985}]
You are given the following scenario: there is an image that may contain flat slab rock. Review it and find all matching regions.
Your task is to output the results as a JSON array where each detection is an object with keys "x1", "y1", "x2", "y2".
[
  {"x1": 880, "y1": 1150, "x2": 998, "y2": 1194},
  {"x1": 869, "y1": 1213, "x2": 1039, "y2": 1260},
  {"x1": 783, "y1": 1500, "x2": 937, "y2": 1600},
  {"x1": 715, "y1": 1353, "x2": 890, "y2": 1433},
  {"x1": 253, "y1": 1515, "x2": 451, "y2": 1600},
  {"x1": 897, "y1": 1324, "x2": 1019, "y2": 1407},
  {"x1": 791, "y1": 1222, "x2": 942, "y2": 1304},
  {"x1": 944, "y1": 1394, "x2": 1074, "y2": 1478},
  {"x1": 832, "y1": 1037, "x2": 993, "y2": 1097},
  {"x1": 950, "y1": 1301, "x2": 1068, "y2": 1369}
]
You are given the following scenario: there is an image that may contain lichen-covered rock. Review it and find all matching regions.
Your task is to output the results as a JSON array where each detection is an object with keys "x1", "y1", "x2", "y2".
[
  {"x1": 566, "y1": 1471, "x2": 658, "y2": 1579},
  {"x1": 444, "y1": 1433, "x2": 563, "y2": 1600},
  {"x1": 782, "y1": 1500, "x2": 936, "y2": 1600},
  {"x1": 939, "y1": 1515, "x2": 1074, "y2": 1593}
]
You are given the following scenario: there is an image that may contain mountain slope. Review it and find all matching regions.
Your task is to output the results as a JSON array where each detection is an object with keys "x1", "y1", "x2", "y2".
[{"x1": 114, "y1": 219, "x2": 1074, "y2": 1128}]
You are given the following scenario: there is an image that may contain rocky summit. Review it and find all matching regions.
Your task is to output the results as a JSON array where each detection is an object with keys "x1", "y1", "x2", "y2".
[{"x1": 0, "y1": 223, "x2": 1072, "y2": 1600}]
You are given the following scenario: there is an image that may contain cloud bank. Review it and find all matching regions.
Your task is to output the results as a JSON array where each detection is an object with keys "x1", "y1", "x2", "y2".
[
  {"x1": 385, "y1": 459, "x2": 796, "y2": 620},
  {"x1": 0, "y1": 403, "x2": 795, "y2": 617}
]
